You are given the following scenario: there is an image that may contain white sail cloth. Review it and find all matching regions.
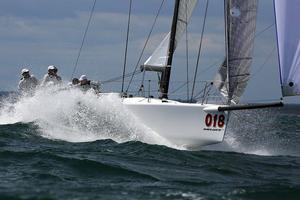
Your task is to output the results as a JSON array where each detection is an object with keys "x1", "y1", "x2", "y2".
[
  {"x1": 143, "y1": 33, "x2": 170, "y2": 72},
  {"x1": 274, "y1": 0, "x2": 300, "y2": 96},
  {"x1": 214, "y1": 0, "x2": 258, "y2": 104},
  {"x1": 142, "y1": 0, "x2": 198, "y2": 71}
]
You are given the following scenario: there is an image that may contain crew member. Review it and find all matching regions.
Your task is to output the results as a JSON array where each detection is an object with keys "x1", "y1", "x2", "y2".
[
  {"x1": 41, "y1": 65, "x2": 62, "y2": 87},
  {"x1": 68, "y1": 78, "x2": 80, "y2": 87},
  {"x1": 18, "y1": 68, "x2": 39, "y2": 94},
  {"x1": 72, "y1": 78, "x2": 80, "y2": 85},
  {"x1": 78, "y1": 75, "x2": 100, "y2": 93}
]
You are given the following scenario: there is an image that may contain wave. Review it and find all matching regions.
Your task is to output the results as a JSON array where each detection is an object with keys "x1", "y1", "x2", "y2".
[
  {"x1": 0, "y1": 87, "x2": 175, "y2": 148},
  {"x1": 1, "y1": 142, "x2": 299, "y2": 200},
  {"x1": 0, "y1": 149, "x2": 160, "y2": 182}
]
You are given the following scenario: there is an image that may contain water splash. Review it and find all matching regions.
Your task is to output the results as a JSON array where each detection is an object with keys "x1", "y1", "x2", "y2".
[
  {"x1": 0, "y1": 87, "x2": 174, "y2": 148},
  {"x1": 204, "y1": 108, "x2": 300, "y2": 156}
]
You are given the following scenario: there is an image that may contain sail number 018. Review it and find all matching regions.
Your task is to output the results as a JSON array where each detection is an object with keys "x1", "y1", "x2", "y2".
[{"x1": 205, "y1": 114, "x2": 225, "y2": 128}]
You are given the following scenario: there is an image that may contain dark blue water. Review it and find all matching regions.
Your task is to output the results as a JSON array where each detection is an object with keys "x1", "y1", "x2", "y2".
[{"x1": 0, "y1": 91, "x2": 299, "y2": 200}]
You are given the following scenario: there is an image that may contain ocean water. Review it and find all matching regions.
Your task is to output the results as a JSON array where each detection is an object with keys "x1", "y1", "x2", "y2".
[{"x1": 0, "y1": 89, "x2": 299, "y2": 200}]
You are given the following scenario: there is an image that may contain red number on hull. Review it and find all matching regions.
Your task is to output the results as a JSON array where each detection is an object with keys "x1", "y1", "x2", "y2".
[
  {"x1": 218, "y1": 115, "x2": 225, "y2": 128},
  {"x1": 205, "y1": 114, "x2": 213, "y2": 127},
  {"x1": 205, "y1": 114, "x2": 225, "y2": 128}
]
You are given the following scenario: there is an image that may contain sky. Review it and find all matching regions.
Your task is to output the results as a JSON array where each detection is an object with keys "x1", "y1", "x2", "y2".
[{"x1": 0, "y1": 0, "x2": 297, "y2": 103}]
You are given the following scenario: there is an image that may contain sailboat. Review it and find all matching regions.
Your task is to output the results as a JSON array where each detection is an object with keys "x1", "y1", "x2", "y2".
[{"x1": 120, "y1": 0, "x2": 296, "y2": 150}]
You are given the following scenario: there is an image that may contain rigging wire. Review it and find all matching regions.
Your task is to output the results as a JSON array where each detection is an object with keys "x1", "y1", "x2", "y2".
[
  {"x1": 125, "y1": 0, "x2": 166, "y2": 93},
  {"x1": 252, "y1": 46, "x2": 276, "y2": 77},
  {"x1": 70, "y1": 0, "x2": 97, "y2": 80},
  {"x1": 170, "y1": 58, "x2": 221, "y2": 94},
  {"x1": 121, "y1": 0, "x2": 132, "y2": 93},
  {"x1": 235, "y1": 46, "x2": 276, "y2": 85},
  {"x1": 254, "y1": 23, "x2": 274, "y2": 39},
  {"x1": 190, "y1": 0, "x2": 209, "y2": 102},
  {"x1": 101, "y1": 70, "x2": 142, "y2": 84},
  {"x1": 171, "y1": 82, "x2": 188, "y2": 94}
]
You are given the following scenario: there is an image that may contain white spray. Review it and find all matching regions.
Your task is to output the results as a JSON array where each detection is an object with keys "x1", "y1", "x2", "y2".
[{"x1": 0, "y1": 87, "x2": 175, "y2": 148}]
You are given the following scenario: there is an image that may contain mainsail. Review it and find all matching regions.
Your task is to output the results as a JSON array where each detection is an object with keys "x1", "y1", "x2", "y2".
[
  {"x1": 214, "y1": 0, "x2": 258, "y2": 104},
  {"x1": 274, "y1": 0, "x2": 300, "y2": 97},
  {"x1": 142, "y1": 0, "x2": 198, "y2": 72}
]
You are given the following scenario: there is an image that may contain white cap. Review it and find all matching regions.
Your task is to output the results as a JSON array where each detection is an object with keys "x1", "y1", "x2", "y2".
[
  {"x1": 79, "y1": 75, "x2": 87, "y2": 81},
  {"x1": 48, "y1": 65, "x2": 56, "y2": 70},
  {"x1": 21, "y1": 68, "x2": 29, "y2": 74}
]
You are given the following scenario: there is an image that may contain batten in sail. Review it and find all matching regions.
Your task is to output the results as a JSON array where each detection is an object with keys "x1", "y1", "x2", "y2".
[
  {"x1": 214, "y1": 0, "x2": 258, "y2": 104},
  {"x1": 274, "y1": 0, "x2": 300, "y2": 97}
]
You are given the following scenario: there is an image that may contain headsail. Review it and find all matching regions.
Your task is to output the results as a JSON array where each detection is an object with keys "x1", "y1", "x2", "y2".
[
  {"x1": 142, "y1": 0, "x2": 198, "y2": 72},
  {"x1": 274, "y1": 0, "x2": 300, "y2": 97},
  {"x1": 214, "y1": 0, "x2": 258, "y2": 104},
  {"x1": 142, "y1": 33, "x2": 170, "y2": 72}
]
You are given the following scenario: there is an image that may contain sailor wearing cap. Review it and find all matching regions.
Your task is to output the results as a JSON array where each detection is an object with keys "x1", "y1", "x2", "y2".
[
  {"x1": 78, "y1": 75, "x2": 101, "y2": 93},
  {"x1": 78, "y1": 75, "x2": 91, "y2": 92},
  {"x1": 41, "y1": 65, "x2": 62, "y2": 87},
  {"x1": 18, "y1": 68, "x2": 39, "y2": 94}
]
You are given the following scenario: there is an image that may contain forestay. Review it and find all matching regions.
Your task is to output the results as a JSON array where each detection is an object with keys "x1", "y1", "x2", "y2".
[
  {"x1": 142, "y1": 0, "x2": 198, "y2": 72},
  {"x1": 274, "y1": 0, "x2": 300, "y2": 97},
  {"x1": 214, "y1": 0, "x2": 258, "y2": 104}
]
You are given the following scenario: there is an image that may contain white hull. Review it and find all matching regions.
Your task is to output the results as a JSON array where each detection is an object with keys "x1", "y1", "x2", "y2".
[{"x1": 123, "y1": 97, "x2": 229, "y2": 150}]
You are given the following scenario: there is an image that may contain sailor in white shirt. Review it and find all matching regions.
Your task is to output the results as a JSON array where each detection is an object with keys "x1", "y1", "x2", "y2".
[
  {"x1": 18, "y1": 68, "x2": 39, "y2": 95},
  {"x1": 41, "y1": 65, "x2": 62, "y2": 87}
]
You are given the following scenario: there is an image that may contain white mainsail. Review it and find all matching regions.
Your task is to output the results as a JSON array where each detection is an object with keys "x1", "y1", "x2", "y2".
[
  {"x1": 274, "y1": 0, "x2": 300, "y2": 96},
  {"x1": 142, "y1": 0, "x2": 198, "y2": 71},
  {"x1": 214, "y1": 0, "x2": 258, "y2": 104}
]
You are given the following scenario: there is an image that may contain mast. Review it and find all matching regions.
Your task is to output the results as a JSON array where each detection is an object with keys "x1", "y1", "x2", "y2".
[{"x1": 159, "y1": 0, "x2": 181, "y2": 99}]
